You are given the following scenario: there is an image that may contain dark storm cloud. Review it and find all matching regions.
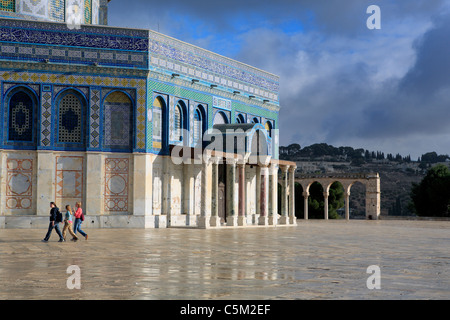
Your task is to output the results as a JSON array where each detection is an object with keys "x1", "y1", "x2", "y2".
[{"x1": 108, "y1": 0, "x2": 450, "y2": 157}]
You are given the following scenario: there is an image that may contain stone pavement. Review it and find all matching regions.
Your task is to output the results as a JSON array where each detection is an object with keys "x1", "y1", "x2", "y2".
[{"x1": 0, "y1": 220, "x2": 448, "y2": 300}]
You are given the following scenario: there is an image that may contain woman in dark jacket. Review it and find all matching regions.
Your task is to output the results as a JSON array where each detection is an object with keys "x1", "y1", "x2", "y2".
[{"x1": 42, "y1": 202, "x2": 65, "y2": 242}]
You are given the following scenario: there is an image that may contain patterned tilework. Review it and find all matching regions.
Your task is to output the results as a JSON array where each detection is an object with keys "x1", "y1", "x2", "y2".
[
  {"x1": 91, "y1": 0, "x2": 98, "y2": 24},
  {"x1": 89, "y1": 87, "x2": 100, "y2": 149},
  {"x1": 6, "y1": 158, "x2": 33, "y2": 210},
  {"x1": 19, "y1": 0, "x2": 47, "y2": 18},
  {"x1": 103, "y1": 91, "x2": 132, "y2": 150},
  {"x1": 49, "y1": 0, "x2": 66, "y2": 22},
  {"x1": 8, "y1": 91, "x2": 34, "y2": 142},
  {"x1": 84, "y1": 0, "x2": 91, "y2": 24},
  {"x1": 58, "y1": 93, "x2": 82, "y2": 143},
  {"x1": 40, "y1": 89, "x2": 52, "y2": 147},
  {"x1": 104, "y1": 157, "x2": 129, "y2": 212},
  {"x1": 0, "y1": 0, "x2": 15, "y2": 12},
  {"x1": 1, "y1": 69, "x2": 147, "y2": 151},
  {"x1": 0, "y1": 18, "x2": 278, "y2": 101},
  {"x1": 0, "y1": 18, "x2": 149, "y2": 51}
]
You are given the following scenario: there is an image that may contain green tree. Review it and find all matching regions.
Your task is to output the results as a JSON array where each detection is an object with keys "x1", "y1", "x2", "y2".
[
  {"x1": 410, "y1": 164, "x2": 450, "y2": 217},
  {"x1": 307, "y1": 182, "x2": 344, "y2": 219}
]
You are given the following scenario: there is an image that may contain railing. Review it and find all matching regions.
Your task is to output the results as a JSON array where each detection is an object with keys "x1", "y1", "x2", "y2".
[{"x1": 295, "y1": 173, "x2": 379, "y2": 179}]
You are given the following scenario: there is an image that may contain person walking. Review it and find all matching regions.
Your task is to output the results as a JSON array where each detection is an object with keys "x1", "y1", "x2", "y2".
[
  {"x1": 62, "y1": 205, "x2": 79, "y2": 242},
  {"x1": 73, "y1": 202, "x2": 88, "y2": 240},
  {"x1": 42, "y1": 202, "x2": 65, "y2": 242}
]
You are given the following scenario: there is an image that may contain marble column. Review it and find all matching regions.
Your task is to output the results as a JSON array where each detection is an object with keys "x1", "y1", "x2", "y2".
[
  {"x1": 198, "y1": 157, "x2": 212, "y2": 228},
  {"x1": 210, "y1": 158, "x2": 221, "y2": 227},
  {"x1": 226, "y1": 159, "x2": 238, "y2": 226},
  {"x1": 345, "y1": 191, "x2": 350, "y2": 220},
  {"x1": 258, "y1": 165, "x2": 269, "y2": 225},
  {"x1": 133, "y1": 154, "x2": 154, "y2": 228},
  {"x1": 183, "y1": 161, "x2": 194, "y2": 224},
  {"x1": 279, "y1": 165, "x2": 289, "y2": 225},
  {"x1": 303, "y1": 191, "x2": 309, "y2": 220},
  {"x1": 255, "y1": 165, "x2": 261, "y2": 223},
  {"x1": 238, "y1": 162, "x2": 247, "y2": 226},
  {"x1": 323, "y1": 191, "x2": 329, "y2": 220},
  {"x1": 268, "y1": 164, "x2": 278, "y2": 225},
  {"x1": 289, "y1": 166, "x2": 297, "y2": 225}
]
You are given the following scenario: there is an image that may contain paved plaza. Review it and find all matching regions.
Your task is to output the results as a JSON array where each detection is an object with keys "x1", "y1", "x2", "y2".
[{"x1": 0, "y1": 220, "x2": 448, "y2": 300}]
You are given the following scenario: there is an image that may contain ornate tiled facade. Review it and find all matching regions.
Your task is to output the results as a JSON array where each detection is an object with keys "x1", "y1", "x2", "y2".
[{"x1": 0, "y1": 7, "x2": 290, "y2": 229}]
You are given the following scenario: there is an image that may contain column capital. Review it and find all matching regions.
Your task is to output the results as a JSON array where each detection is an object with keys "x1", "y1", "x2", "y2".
[
  {"x1": 303, "y1": 191, "x2": 310, "y2": 197},
  {"x1": 280, "y1": 164, "x2": 290, "y2": 173},
  {"x1": 288, "y1": 166, "x2": 297, "y2": 173},
  {"x1": 323, "y1": 191, "x2": 329, "y2": 198}
]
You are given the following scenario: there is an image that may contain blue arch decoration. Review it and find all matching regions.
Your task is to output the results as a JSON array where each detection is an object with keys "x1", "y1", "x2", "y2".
[
  {"x1": 193, "y1": 103, "x2": 208, "y2": 148},
  {"x1": 247, "y1": 123, "x2": 271, "y2": 157},
  {"x1": 102, "y1": 89, "x2": 135, "y2": 152},
  {"x1": 213, "y1": 110, "x2": 229, "y2": 124},
  {"x1": 54, "y1": 87, "x2": 88, "y2": 150},
  {"x1": 3, "y1": 85, "x2": 39, "y2": 149}
]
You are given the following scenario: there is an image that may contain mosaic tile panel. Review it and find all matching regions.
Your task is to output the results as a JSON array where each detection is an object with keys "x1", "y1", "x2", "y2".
[
  {"x1": 89, "y1": 87, "x2": 100, "y2": 149},
  {"x1": 1, "y1": 70, "x2": 148, "y2": 151},
  {"x1": 92, "y1": 0, "x2": 99, "y2": 24},
  {"x1": 40, "y1": 88, "x2": 52, "y2": 147},
  {"x1": 84, "y1": 0, "x2": 91, "y2": 24},
  {"x1": 0, "y1": 0, "x2": 15, "y2": 12},
  {"x1": 19, "y1": 0, "x2": 47, "y2": 18},
  {"x1": 104, "y1": 157, "x2": 129, "y2": 212},
  {"x1": 49, "y1": 0, "x2": 66, "y2": 22},
  {"x1": 103, "y1": 91, "x2": 132, "y2": 149},
  {"x1": 0, "y1": 18, "x2": 149, "y2": 51},
  {"x1": 8, "y1": 91, "x2": 34, "y2": 142},
  {"x1": 55, "y1": 156, "x2": 83, "y2": 201},
  {"x1": 6, "y1": 158, "x2": 33, "y2": 210}
]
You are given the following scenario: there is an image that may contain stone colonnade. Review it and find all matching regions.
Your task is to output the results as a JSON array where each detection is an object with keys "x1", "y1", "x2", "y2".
[
  {"x1": 297, "y1": 173, "x2": 381, "y2": 220},
  {"x1": 200, "y1": 153, "x2": 298, "y2": 228}
]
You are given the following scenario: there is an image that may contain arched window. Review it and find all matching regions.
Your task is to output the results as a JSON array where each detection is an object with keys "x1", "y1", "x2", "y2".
[
  {"x1": 58, "y1": 91, "x2": 84, "y2": 144},
  {"x1": 8, "y1": 90, "x2": 35, "y2": 143},
  {"x1": 236, "y1": 114, "x2": 245, "y2": 124},
  {"x1": 152, "y1": 97, "x2": 164, "y2": 141},
  {"x1": 265, "y1": 121, "x2": 273, "y2": 138},
  {"x1": 174, "y1": 104, "x2": 182, "y2": 141},
  {"x1": 193, "y1": 108, "x2": 202, "y2": 145},
  {"x1": 251, "y1": 117, "x2": 259, "y2": 124},
  {"x1": 213, "y1": 111, "x2": 228, "y2": 125},
  {"x1": 104, "y1": 91, "x2": 133, "y2": 151}
]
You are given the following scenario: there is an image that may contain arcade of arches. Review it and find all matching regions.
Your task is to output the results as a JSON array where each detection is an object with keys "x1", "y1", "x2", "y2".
[{"x1": 291, "y1": 173, "x2": 381, "y2": 220}]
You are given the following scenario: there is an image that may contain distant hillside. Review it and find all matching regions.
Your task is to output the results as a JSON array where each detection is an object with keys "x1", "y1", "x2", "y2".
[{"x1": 281, "y1": 143, "x2": 450, "y2": 217}]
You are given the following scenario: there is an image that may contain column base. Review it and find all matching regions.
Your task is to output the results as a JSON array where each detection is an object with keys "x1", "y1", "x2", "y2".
[
  {"x1": 258, "y1": 216, "x2": 268, "y2": 226},
  {"x1": 268, "y1": 215, "x2": 278, "y2": 226},
  {"x1": 210, "y1": 216, "x2": 221, "y2": 227},
  {"x1": 198, "y1": 216, "x2": 211, "y2": 229},
  {"x1": 279, "y1": 216, "x2": 290, "y2": 225},
  {"x1": 289, "y1": 216, "x2": 297, "y2": 225},
  {"x1": 226, "y1": 216, "x2": 238, "y2": 227},
  {"x1": 238, "y1": 216, "x2": 247, "y2": 226}
]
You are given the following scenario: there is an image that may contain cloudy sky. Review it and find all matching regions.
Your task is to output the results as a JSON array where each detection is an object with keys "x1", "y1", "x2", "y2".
[{"x1": 108, "y1": 0, "x2": 450, "y2": 159}]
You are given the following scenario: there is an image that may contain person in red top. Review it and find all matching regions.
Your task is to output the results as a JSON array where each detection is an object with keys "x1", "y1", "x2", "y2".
[{"x1": 73, "y1": 202, "x2": 88, "y2": 240}]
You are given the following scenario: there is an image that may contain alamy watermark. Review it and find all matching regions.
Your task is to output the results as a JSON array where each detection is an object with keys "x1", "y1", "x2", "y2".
[
  {"x1": 367, "y1": 5, "x2": 381, "y2": 30},
  {"x1": 366, "y1": 265, "x2": 381, "y2": 290},
  {"x1": 66, "y1": 5, "x2": 83, "y2": 30},
  {"x1": 67, "y1": 265, "x2": 81, "y2": 290}
]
